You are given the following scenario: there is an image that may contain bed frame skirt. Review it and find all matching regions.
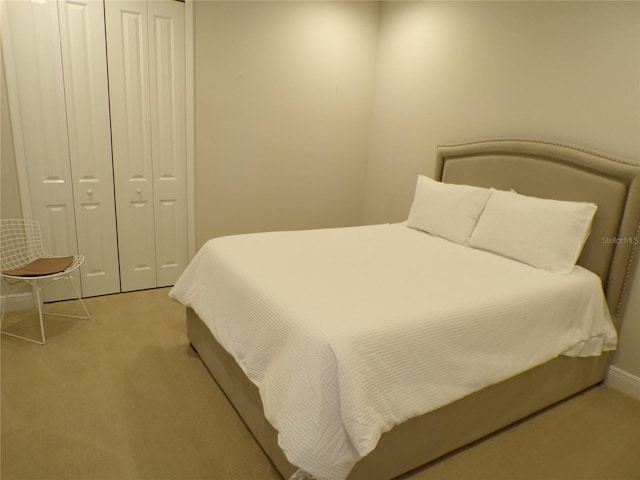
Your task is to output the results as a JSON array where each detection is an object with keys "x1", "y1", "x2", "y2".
[{"x1": 187, "y1": 307, "x2": 609, "y2": 480}]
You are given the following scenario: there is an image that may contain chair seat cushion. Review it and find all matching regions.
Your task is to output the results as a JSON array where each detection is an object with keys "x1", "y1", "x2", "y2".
[{"x1": 2, "y1": 257, "x2": 75, "y2": 277}]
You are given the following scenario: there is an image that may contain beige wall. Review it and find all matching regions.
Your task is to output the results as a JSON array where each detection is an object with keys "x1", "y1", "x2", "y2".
[
  {"x1": 362, "y1": 2, "x2": 640, "y2": 378},
  {"x1": 364, "y1": 1, "x2": 639, "y2": 223},
  {"x1": 193, "y1": 1, "x2": 379, "y2": 244}
]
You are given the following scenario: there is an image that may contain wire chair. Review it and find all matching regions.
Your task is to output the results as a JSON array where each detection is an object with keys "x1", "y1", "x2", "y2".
[{"x1": 1, "y1": 219, "x2": 90, "y2": 344}]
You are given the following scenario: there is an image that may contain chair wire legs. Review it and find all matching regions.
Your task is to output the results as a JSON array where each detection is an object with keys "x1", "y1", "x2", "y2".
[
  {"x1": 42, "y1": 275, "x2": 91, "y2": 322},
  {"x1": 1, "y1": 275, "x2": 90, "y2": 345}
]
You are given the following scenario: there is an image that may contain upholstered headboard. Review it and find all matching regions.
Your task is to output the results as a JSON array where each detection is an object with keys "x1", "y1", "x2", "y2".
[{"x1": 435, "y1": 139, "x2": 640, "y2": 318}]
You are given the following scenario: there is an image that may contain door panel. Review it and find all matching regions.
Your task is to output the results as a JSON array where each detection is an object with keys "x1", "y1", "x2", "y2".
[
  {"x1": 148, "y1": 0, "x2": 187, "y2": 287},
  {"x1": 2, "y1": 0, "x2": 80, "y2": 302},
  {"x1": 105, "y1": 0, "x2": 157, "y2": 292},
  {"x1": 58, "y1": 0, "x2": 121, "y2": 297}
]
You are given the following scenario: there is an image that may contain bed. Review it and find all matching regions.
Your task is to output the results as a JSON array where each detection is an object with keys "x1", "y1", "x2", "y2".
[{"x1": 170, "y1": 139, "x2": 640, "y2": 480}]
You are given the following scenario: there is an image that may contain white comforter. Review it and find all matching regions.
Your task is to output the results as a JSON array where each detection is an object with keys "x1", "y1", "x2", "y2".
[{"x1": 169, "y1": 224, "x2": 616, "y2": 480}]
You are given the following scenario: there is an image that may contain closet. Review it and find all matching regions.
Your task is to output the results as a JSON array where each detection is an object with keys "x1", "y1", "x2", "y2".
[{"x1": 2, "y1": 0, "x2": 188, "y2": 300}]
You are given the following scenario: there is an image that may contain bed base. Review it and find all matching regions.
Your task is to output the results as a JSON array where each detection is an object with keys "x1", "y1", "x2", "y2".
[{"x1": 187, "y1": 307, "x2": 609, "y2": 480}]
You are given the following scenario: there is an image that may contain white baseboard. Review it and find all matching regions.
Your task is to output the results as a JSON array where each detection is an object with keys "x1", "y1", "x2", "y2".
[
  {"x1": 0, "y1": 292, "x2": 34, "y2": 313},
  {"x1": 606, "y1": 366, "x2": 640, "y2": 400}
]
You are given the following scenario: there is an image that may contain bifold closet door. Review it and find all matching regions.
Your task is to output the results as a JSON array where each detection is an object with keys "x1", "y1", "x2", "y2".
[
  {"x1": 105, "y1": 0, "x2": 188, "y2": 292},
  {"x1": 57, "y1": 0, "x2": 121, "y2": 297},
  {"x1": 2, "y1": 0, "x2": 120, "y2": 300},
  {"x1": 2, "y1": 0, "x2": 76, "y2": 302},
  {"x1": 148, "y1": 0, "x2": 188, "y2": 288}
]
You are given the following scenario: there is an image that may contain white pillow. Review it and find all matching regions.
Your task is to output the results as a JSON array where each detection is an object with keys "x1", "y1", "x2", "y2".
[
  {"x1": 407, "y1": 175, "x2": 492, "y2": 244},
  {"x1": 467, "y1": 189, "x2": 597, "y2": 274}
]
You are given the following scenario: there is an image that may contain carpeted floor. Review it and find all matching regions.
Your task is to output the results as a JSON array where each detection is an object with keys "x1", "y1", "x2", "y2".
[{"x1": 1, "y1": 288, "x2": 638, "y2": 480}]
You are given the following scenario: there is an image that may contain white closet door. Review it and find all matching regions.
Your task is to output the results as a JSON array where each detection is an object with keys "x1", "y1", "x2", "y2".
[
  {"x1": 2, "y1": 0, "x2": 80, "y2": 302},
  {"x1": 148, "y1": 0, "x2": 188, "y2": 287},
  {"x1": 105, "y1": 0, "x2": 158, "y2": 292},
  {"x1": 57, "y1": 0, "x2": 121, "y2": 297},
  {"x1": 106, "y1": 0, "x2": 188, "y2": 292}
]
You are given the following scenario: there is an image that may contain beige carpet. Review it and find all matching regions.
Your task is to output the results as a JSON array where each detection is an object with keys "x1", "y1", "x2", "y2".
[{"x1": 1, "y1": 288, "x2": 638, "y2": 480}]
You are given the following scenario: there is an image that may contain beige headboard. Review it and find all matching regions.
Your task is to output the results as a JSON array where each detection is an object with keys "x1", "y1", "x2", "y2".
[{"x1": 435, "y1": 139, "x2": 640, "y2": 318}]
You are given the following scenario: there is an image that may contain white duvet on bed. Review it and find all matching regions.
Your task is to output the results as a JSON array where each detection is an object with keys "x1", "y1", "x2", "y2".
[{"x1": 170, "y1": 223, "x2": 616, "y2": 480}]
